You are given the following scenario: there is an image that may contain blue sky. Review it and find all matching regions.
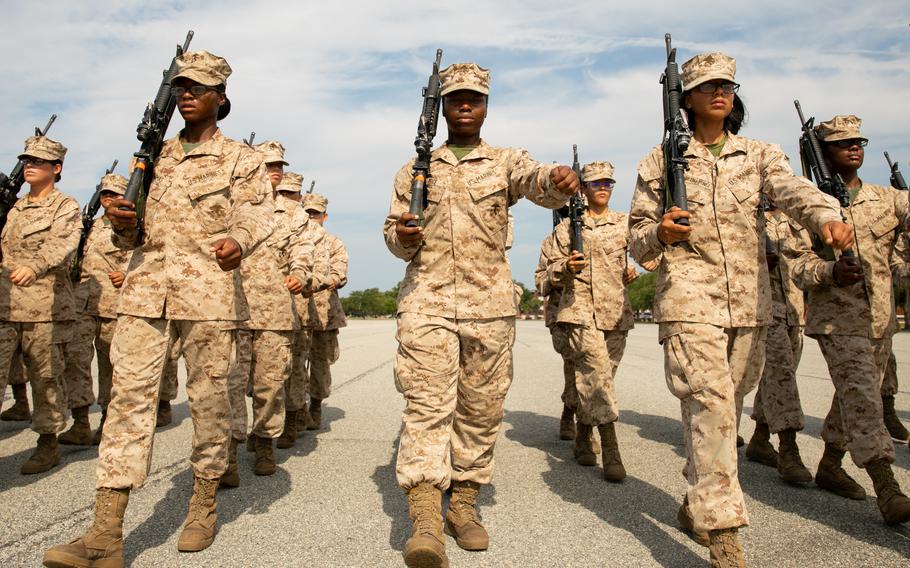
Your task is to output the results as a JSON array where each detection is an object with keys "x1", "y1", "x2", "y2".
[{"x1": 1, "y1": 2, "x2": 908, "y2": 293}]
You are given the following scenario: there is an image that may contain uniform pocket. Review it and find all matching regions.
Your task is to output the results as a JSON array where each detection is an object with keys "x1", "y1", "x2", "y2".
[
  {"x1": 469, "y1": 183, "x2": 509, "y2": 234},
  {"x1": 188, "y1": 174, "x2": 232, "y2": 236},
  {"x1": 663, "y1": 334, "x2": 706, "y2": 399}
]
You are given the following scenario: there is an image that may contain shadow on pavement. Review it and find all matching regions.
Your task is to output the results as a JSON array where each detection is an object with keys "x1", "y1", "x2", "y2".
[
  {"x1": 371, "y1": 439, "x2": 410, "y2": 551},
  {"x1": 504, "y1": 409, "x2": 706, "y2": 568}
]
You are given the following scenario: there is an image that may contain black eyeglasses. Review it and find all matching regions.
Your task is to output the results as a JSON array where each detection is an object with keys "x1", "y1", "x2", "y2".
[
  {"x1": 173, "y1": 85, "x2": 221, "y2": 98},
  {"x1": 695, "y1": 82, "x2": 739, "y2": 94},
  {"x1": 22, "y1": 158, "x2": 51, "y2": 167},
  {"x1": 829, "y1": 139, "x2": 868, "y2": 149}
]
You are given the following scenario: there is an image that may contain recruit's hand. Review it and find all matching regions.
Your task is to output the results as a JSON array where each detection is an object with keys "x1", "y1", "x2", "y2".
[
  {"x1": 212, "y1": 238, "x2": 242, "y2": 271},
  {"x1": 566, "y1": 251, "x2": 587, "y2": 273},
  {"x1": 105, "y1": 198, "x2": 138, "y2": 232},
  {"x1": 833, "y1": 256, "x2": 864, "y2": 287},
  {"x1": 821, "y1": 220, "x2": 855, "y2": 251},
  {"x1": 395, "y1": 213, "x2": 424, "y2": 248},
  {"x1": 285, "y1": 275, "x2": 303, "y2": 294},
  {"x1": 657, "y1": 207, "x2": 691, "y2": 245},
  {"x1": 108, "y1": 271, "x2": 126, "y2": 288},
  {"x1": 551, "y1": 166, "x2": 580, "y2": 196},
  {"x1": 641, "y1": 259, "x2": 659, "y2": 272},
  {"x1": 9, "y1": 267, "x2": 36, "y2": 287},
  {"x1": 623, "y1": 266, "x2": 638, "y2": 284}
]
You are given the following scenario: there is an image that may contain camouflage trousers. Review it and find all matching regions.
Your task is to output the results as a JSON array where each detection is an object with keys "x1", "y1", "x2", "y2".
[
  {"x1": 881, "y1": 349, "x2": 898, "y2": 398},
  {"x1": 308, "y1": 329, "x2": 339, "y2": 400},
  {"x1": 816, "y1": 334, "x2": 895, "y2": 468},
  {"x1": 0, "y1": 321, "x2": 71, "y2": 435},
  {"x1": 284, "y1": 329, "x2": 311, "y2": 412},
  {"x1": 228, "y1": 329, "x2": 292, "y2": 439},
  {"x1": 61, "y1": 314, "x2": 118, "y2": 409},
  {"x1": 158, "y1": 344, "x2": 180, "y2": 402},
  {"x1": 566, "y1": 324, "x2": 627, "y2": 425},
  {"x1": 7, "y1": 352, "x2": 26, "y2": 385},
  {"x1": 549, "y1": 323, "x2": 577, "y2": 411},
  {"x1": 97, "y1": 316, "x2": 236, "y2": 489},
  {"x1": 395, "y1": 313, "x2": 515, "y2": 491},
  {"x1": 661, "y1": 322, "x2": 766, "y2": 532},
  {"x1": 751, "y1": 320, "x2": 805, "y2": 433}
]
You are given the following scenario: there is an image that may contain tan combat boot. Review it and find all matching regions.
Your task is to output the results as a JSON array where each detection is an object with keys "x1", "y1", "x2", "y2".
[
  {"x1": 815, "y1": 443, "x2": 865, "y2": 500},
  {"x1": 219, "y1": 438, "x2": 240, "y2": 488},
  {"x1": 21, "y1": 433, "x2": 61, "y2": 475},
  {"x1": 776, "y1": 429, "x2": 812, "y2": 484},
  {"x1": 707, "y1": 528, "x2": 747, "y2": 568},
  {"x1": 246, "y1": 431, "x2": 256, "y2": 452},
  {"x1": 1, "y1": 383, "x2": 30, "y2": 421},
  {"x1": 156, "y1": 400, "x2": 172, "y2": 428},
  {"x1": 745, "y1": 421, "x2": 777, "y2": 467},
  {"x1": 59, "y1": 405, "x2": 94, "y2": 446},
  {"x1": 254, "y1": 436, "x2": 276, "y2": 476},
  {"x1": 296, "y1": 403, "x2": 309, "y2": 431},
  {"x1": 444, "y1": 480, "x2": 489, "y2": 551},
  {"x1": 92, "y1": 406, "x2": 107, "y2": 446},
  {"x1": 574, "y1": 423, "x2": 597, "y2": 466},
  {"x1": 43, "y1": 487, "x2": 129, "y2": 568},
  {"x1": 177, "y1": 477, "x2": 218, "y2": 552},
  {"x1": 404, "y1": 483, "x2": 448, "y2": 568},
  {"x1": 677, "y1": 496, "x2": 709, "y2": 547},
  {"x1": 882, "y1": 394, "x2": 909, "y2": 441},
  {"x1": 559, "y1": 405, "x2": 575, "y2": 440},
  {"x1": 307, "y1": 398, "x2": 322, "y2": 430},
  {"x1": 598, "y1": 422, "x2": 627, "y2": 482},
  {"x1": 276, "y1": 410, "x2": 298, "y2": 449},
  {"x1": 865, "y1": 458, "x2": 910, "y2": 525}
]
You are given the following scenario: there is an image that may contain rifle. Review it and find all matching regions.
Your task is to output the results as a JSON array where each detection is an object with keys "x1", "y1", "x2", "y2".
[
  {"x1": 405, "y1": 49, "x2": 443, "y2": 228},
  {"x1": 307, "y1": 180, "x2": 315, "y2": 194},
  {"x1": 660, "y1": 33, "x2": 691, "y2": 226},
  {"x1": 243, "y1": 131, "x2": 256, "y2": 146},
  {"x1": 569, "y1": 145, "x2": 585, "y2": 261},
  {"x1": 885, "y1": 152, "x2": 908, "y2": 191},
  {"x1": 0, "y1": 114, "x2": 58, "y2": 233},
  {"x1": 794, "y1": 100, "x2": 855, "y2": 258},
  {"x1": 121, "y1": 31, "x2": 194, "y2": 242},
  {"x1": 70, "y1": 160, "x2": 118, "y2": 282}
]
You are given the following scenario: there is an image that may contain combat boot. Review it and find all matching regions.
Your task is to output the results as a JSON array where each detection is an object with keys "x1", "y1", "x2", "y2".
[
  {"x1": 59, "y1": 405, "x2": 94, "y2": 446},
  {"x1": 776, "y1": 429, "x2": 812, "y2": 484},
  {"x1": 882, "y1": 394, "x2": 909, "y2": 441},
  {"x1": 177, "y1": 477, "x2": 218, "y2": 552},
  {"x1": 815, "y1": 443, "x2": 865, "y2": 500},
  {"x1": 559, "y1": 405, "x2": 575, "y2": 440},
  {"x1": 403, "y1": 483, "x2": 448, "y2": 568},
  {"x1": 865, "y1": 458, "x2": 910, "y2": 525},
  {"x1": 246, "y1": 431, "x2": 256, "y2": 452},
  {"x1": 707, "y1": 528, "x2": 747, "y2": 568},
  {"x1": 276, "y1": 410, "x2": 298, "y2": 449},
  {"x1": 745, "y1": 421, "x2": 777, "y2": 468},
  {"x1": 42, "y1": 487, "x2": 129, "y2": 568},
  {"x1": 254, "y1": 436, "x2": 276, "y2": 476},
  {"x1": 307, "y1": 398, "x2": 322, "y2": 430},
  {"x1": 1, "y1": 383, "x2": 30, "y2": 421},
  {"x1": 676, "y1": 496, "x2": 708, "y2": 547},
  {"x1": 574, "y1": 423, "x2": 597, "y2": 466},
  {"x1": 598, "y1": 422, "x2": 627, "y2": 482},
  {"x1": 296, "y1": 403, "x2": 309, "y2": 432},
  {"x1": 156, "y1": 400, "x2": 172, "y2": 428},
  {"x1": 444, "y1": 480, "x2": 489, "y2": 551},
  {"x1": 21, "y1": 433, "x2": 60, "y2": 475},
  {"x1": 92, "y1": 406, "x2": 107, "y2": 446},
  {"x1": 219, "y1": 438, "x2": 240, "y2": 488}
]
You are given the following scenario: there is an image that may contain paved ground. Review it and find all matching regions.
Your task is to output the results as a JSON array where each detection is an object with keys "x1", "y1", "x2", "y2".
[{"x1": 1, "y1": 320, "x2": 909, "y2": 567}]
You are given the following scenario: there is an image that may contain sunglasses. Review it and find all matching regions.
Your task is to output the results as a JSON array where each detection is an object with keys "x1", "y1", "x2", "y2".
[
  {"x1": 22, "y1": 158, "x2": 52, "y2": 167},
  {"x1": 173, "y1": 85, "x2": 222, "y2": 98},
  {"x1": 829, "y1": 139, "x2": 868, "y2": 149},
  {"x1": 586, "y1": 181, "x2": 615, "y2": 190},
  {"x1": 695, "y1": 82, "x2": 740, "y2": 94}
]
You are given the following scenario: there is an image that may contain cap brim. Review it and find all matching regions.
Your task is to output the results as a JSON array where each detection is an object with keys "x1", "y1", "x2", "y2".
[
  {"x1": 441, "y1": 83, "x2": 490, "y2": 97},
  {"x1": 277, "y1": 188, "x2": 301, "y2": 193},
  {"x1": 821, "y1": 133, "x2": 869, "y2": 143},
  {"x1": 17, "y1": 150, "x2": 61, "y2": 162},
  {"x1": 583, "y1": 175, "x2": 615, "y2": 183},
  {"x1": 170, "y1": 69, "x2": 223, "y2": 87},
  {"x1": 684, "y1": 72, "x2": 736, "y2": 91}
]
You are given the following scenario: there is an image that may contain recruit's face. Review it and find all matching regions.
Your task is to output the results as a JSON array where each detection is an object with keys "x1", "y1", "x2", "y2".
[{"x1": 443, "y1": 90, "x2": 487, "y2": 138}]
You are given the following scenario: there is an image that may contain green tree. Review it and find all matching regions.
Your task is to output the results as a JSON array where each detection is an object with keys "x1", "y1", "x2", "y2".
[
  {"x1": 514, "y1": 281, "x2": 542, "y2": 316},
  {"x1": 628, "y1": 272, "x2": 657, "y2": 312}
]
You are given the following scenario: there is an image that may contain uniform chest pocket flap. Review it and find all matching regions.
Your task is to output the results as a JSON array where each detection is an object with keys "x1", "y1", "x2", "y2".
[
  {"x1": 187, "y1": 173, "x2": 232, "y2": 235},
  {"x1": 19, "y1": 215, "x2": 54, "y2": 238},
  {"x1": 870, "y1": 213, "x2": 898, "y2": 240},
  {"x1": 469, "y1": 183, "x2": 509, "y2": 232},
  {"x1": 598, "y1": 229, "x2": 629, "y2": 256}
]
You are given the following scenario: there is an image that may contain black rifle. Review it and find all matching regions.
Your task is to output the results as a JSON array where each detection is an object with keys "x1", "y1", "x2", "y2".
[
  {"x1": 243, "y1": 131, "x2": 256, "y2": 146},
  {"x1": 71, "y1": 160, "x2": 119, "y2": 282},
  {"x1": 406, "y1": 49, "x2": 443, "y2": 228},
  {"x1": 121, "y1": 31, "x2": 194, "y2": 242},
  {"x1": 0, "y1": 114, "x2": 58, "y2": 233},
  {"x1": 569, "y1": 145, "x2": 586, "y2": 258},
  {"x1": 885, "y1": 152, "x2": 908, "y2": 191},
  {"x1": 661, "y1": 33, "x2": 691, "y2": 226},
  {"x1": 307, "y1": 180, "x2": 315, "y2": 194},
  {"x1": 794, "y1": 100, "x2": 855, "y2": 258}
]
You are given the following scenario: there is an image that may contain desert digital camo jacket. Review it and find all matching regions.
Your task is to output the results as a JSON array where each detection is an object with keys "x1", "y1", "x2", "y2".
[{"x1": 76, "y1": 217, "x2": 132, "y2": 319}]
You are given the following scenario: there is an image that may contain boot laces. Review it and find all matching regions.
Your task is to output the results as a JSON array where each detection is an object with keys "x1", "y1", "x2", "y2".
[
  {"x1": 452, "y1": 487, "x2": 480, "y2": 524},
  {"x1": 411, "y1": 494, "x2": 439, "y2": 534}
]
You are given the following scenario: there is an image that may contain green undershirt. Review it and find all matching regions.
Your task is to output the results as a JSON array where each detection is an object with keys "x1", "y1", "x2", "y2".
[
  {"x1": 848, "y1": 182, "x2": 862, "y2": 204},
  {"x1": 448, "y1": 145, "x2": 477, "y2": 161},
  {"x1": 705, "y1": 135, "x2": 726, "y2": 158},
  {"x1": 182, "y1": 142, "x2": 202, "y2": 154}
]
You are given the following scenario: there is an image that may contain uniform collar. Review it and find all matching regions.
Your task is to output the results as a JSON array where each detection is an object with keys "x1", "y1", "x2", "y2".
[
  {"x1": 850, "y1": 180, "x2": 878, "y2": 205},
  {"x1": 162, "y1": 128, "x2": 227, "y2": 161},
  {"x1": 685, "y1": 131, "x2": 747, "y2": 160},
  {"x1": 432, "y1": 140, "x2": 494, "y2": 166},
  {"x1": 584, "y1": 209, "x2": 622, "y2": 227},
  {"x1": 18, "y1": 188, "x2": 62, "y2": 210}
]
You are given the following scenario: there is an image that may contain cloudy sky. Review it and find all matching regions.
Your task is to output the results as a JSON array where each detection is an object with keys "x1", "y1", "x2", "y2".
[{"x1": 1, "y1": 2, "x2": 908, "y2": 293}]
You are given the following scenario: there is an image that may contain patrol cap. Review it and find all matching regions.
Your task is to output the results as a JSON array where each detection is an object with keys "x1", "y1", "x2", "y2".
[
  {"x1": 256, "y1": 140, "x2": 289, "y2": 166},
  {"x1": 303, "y1": 193, "x2": 328, "y2": 213},
  {"x1": 276, "y1": 171, "x2": 303, "y2": 193},
  {"x1": 99, "y1": 173, "x2": 127, "y2": 196},
  {"x1": 18, "y1": 135, "x2": 67, "y2": 162},
  {"x1": 582, "y1": 161, "x2": 615, "y2": 183},
  {"x1": 440, "y1": 62, "x2": 490, "y2": 96},
  {"x1": 815, "y1": 115, "x2": 868, "y2": 143},
  {"x1": 170, "y1": 50, "x2": 232, "y2": 87},
  {"x1": 681, "y1": 52, "x2": 736, "y2": 91}
]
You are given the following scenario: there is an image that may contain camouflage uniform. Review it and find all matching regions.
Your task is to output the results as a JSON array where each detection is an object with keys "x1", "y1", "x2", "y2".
[
  {"x1": 535, "y1": 233, "x2": 576, "y2": 411},
  {"x1": 751, "y1": 210, "x2": 806, "y2": 433},
  {"x1": 385, "y1": 130, "x2": 569, "y2": 489},
  {"x1": 303, "y1": 193, "x2": 348, "y2": 402},
  {"x1": 629, "y1": 53, "x2": 842, "y2": 532},
  {"x1": 0, "y1": 136, "x2": 79, "y2": 436},
  {"x1": 883, "y1": 233, "x2": 910, "y2": 398},
  {"x1": 97, "y1": 124, "x2": 273, "y2": 489}
]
